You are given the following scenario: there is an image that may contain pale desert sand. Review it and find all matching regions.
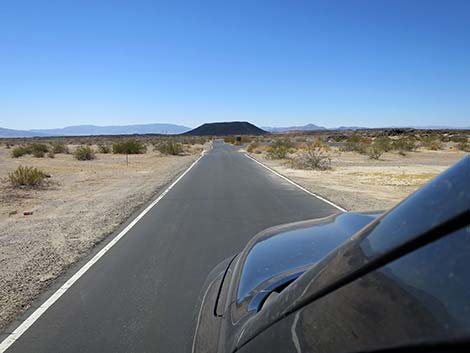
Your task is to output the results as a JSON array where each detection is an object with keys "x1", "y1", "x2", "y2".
[
  {"x1": 0, "y1": 145, "x2": 202, "y2": 331},
  {"x1": 251, "y1": 149, "x2": 468, "y2": 212}
]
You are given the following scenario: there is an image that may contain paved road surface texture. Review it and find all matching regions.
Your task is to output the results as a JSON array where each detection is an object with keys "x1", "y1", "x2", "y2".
[{"x1": 3, "y1": 141, "x2": 338, "y2": 353}]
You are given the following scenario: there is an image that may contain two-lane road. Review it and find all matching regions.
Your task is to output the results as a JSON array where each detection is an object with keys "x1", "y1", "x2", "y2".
[{"x1": 3, "y1": 141, "x2": 338, "y2": 353}]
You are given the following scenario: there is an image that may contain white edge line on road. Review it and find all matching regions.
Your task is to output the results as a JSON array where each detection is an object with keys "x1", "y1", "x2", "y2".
[
  {"x1": 244, "y1": 153, "x2": 347, "y2": 212},
  {"x1": 0, "y1": 151, "x2": 207, "y2": 353}
]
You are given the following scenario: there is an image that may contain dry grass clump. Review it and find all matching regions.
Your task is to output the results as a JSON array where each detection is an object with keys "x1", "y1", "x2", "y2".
[
  {"x1": 112, "y1": 140, "x2": 147, "y2": 154},
  {"x1": 73, "y1": 146, "x2": 96, "y2": 160},
  {"x1": 8, "y1": 166, "x2": 48, "y2": 188}
]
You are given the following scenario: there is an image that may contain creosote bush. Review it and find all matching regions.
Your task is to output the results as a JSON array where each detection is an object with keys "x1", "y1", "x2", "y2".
[
  {"x1": 223, "y1": 136, "x2": 238, "y2": 144},
  {"x1": 392, "y1": 137, "x2": 417, "y2": 155},
  {"x1": 11, "y1": 146, "x2": 30, "y2": 158},
  {"x1": 457, "y1": 142, "x2": 470, "y2": 152},
  {"x1": 340, "y1": 134, "x2": 367, "y2": 154},
  {"x1": 8, "y1": 166, "x2": 48, "y2": 188},
  {"x1": 292, "y1": 140, "x2": 331, "y2": 170},
  {"x1": 420, "y1": 135, "x2": 443, "y2": 150},
  {"x1": 51, "y1": 143, "x2": 69, "y2": 154},
  {"x1": 155, "y1": 141, "x2": 183, "y2": 155},
  {"x1": 450, "y1": 134, "x2": 468, "y2": 144},
  {"x1": 246, "y1": 143, "x2": 258, "y2": 153},
  {"x1": 98, "y1": 144, "x2": 111, "y2": 153},
  {"x1": 367, "y1": 144, "x2": 384, "y2": 160},
  {"x1": 112, "y1": 140, "x2": 147, "y2": 154},
  {"x1": 373, "y1": 137, "x2": 392, "y2": 152},
  {"x1": 267, "y1": 138, "x2": 294, "y2": 159},
  {"x1": 11, "y1": 143, "x2": 49, "y2": 158},
  {"x1": 74, "y1": 146, "x2": 96, "y2": 160}
]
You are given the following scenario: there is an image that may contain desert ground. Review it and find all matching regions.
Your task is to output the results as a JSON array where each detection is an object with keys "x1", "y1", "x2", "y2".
[
  {"x1": 251, "y1": 149, "x2": 467, "y2": 212},
  {"x1": 0, "y1": 140, "x2": 204, "y2": 331},
  {"x1": 242, "y1": 130, "x2": 469, "y2": 211}
]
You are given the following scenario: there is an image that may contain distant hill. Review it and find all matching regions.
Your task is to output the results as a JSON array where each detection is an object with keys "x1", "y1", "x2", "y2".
[
  {"x1": 0, "y1": 127, "x2": 47, "y2": 138},
  {"x1": 262, "y1": 123, "x2": 326, "y2": 133},
  {"x1": 184, "y1": 121, "x2": 268, "y2": 136},
  {"x1": 335, "y1": 126, "x2": 368, "y2": 131},
  {"x1": 29, "y1": 123, "x2": 191, "y2": 136}
]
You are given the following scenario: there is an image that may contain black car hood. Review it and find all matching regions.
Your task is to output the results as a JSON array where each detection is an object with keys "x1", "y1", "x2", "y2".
[
  {"x1": 236, "y1": 155, "x2": 470, "y2": 350},
  {"x1": 235, "y1": 212, "x2": 380, "y2": 313}
]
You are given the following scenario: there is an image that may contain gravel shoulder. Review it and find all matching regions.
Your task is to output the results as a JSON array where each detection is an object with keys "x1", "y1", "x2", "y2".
[
  {"x1": 0, "y1": 146, "x2": 202, "y2": 331},
  {"x1": 249, "y1": 149, "x2": 468, "y2": 212}
]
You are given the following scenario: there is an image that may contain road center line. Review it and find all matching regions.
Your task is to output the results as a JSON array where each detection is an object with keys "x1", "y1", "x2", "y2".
[
  {"x1": 0, "y1": 151, "x2": 206, "y2": 353},
  {"x1": 244, "y1": 153, "x2": 347, "y2": 212}
]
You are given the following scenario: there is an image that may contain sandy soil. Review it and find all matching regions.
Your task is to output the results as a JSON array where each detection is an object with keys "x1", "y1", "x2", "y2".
[
  {"x1": 251, "y1": 149, "x2": 468, "y2": 212},
  {"x1": 0, "y1": 145, "x2": 202, "y2": 331}
]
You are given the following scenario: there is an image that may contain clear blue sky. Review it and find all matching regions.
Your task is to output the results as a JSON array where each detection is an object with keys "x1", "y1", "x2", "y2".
[{"x1": 1, "y1": 0, "x2": 469, "y2": 130}]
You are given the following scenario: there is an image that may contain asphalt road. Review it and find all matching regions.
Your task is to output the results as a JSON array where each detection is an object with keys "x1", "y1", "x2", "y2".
[{"x1": 4, "y1": 141, "x2": 337, "y2": 353}]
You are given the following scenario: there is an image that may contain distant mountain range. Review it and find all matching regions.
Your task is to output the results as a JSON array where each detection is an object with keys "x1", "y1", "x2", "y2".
[
  {"x1": 0, "y1": 127, "x2": 48, "y2": 138},
  {"x1": 184, "y1": 121, "x2": 267, "y2": 136},
  {"x1": 1, "y1": 122, "x2": 468, "y2": 138},
  {"x1": 0, "y1": 123, "x2": 191, "y2": 137},
  {"x1": 262, "y1": 124, "x2": 371, "y2": 132},
  {"x1": 262, "y1": 124, "x2": 470, "y2": 132},
  {"x1": 262, "y1": 124, "x2": 326, "y2": 132}
]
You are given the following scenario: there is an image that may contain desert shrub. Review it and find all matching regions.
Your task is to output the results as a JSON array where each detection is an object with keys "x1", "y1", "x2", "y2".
[
  {"x1": 184, "y1": 137, "x2": 207, "y2": 145},
  {"x1": 98, "y1": 144, "x2": 111, "y2": 153},
  {"x1": 294, "y1": 136, "x2": 307, "y2": 143},
  {"x1": 29, "y1": 143, "x2": 49, "y2": 156},
  {"x1": 112, "y1": 140, "x2": 147, "y2": 154},
  {"x1": 246, "y1": 143, "x2": 258, "y2": 153},
  {"x1": 31, "y1": 149, "x2": 46, "y2": 158},
  {"x1": 52, "y1": 143, "x2": 69, "y2": 154},
  {"x1": 331, "y1": 134, "x2": 348, "y2": 142},
  {"x1": 451, "y1": 134, "x2": 468, "y2": 143},
  {"x1": 292, "y1": 140, "x2": 331, "y2": 170},
  {"x1": 392, "y1": 137, "x2": 417, "y2": 154},
  {"x1": 429, "y1": 141, "x2": 443, "y2": 150},
  {"x1": 223, "y1": 136, "x2": 236, "y2": 144},
  {"x1": 8, "y1": 166, "x2": 47, "y2": 188},
  {"x1": 47, "y1": 151, "x2": 55, "y2": 158},
  {"x1": 155, "y1": 141, "x2": 183, "y2": 155},
  {"x1": 457, "y1": 142, "x2": 470, "y2": 152},
  {"x1": 267, "y1": 138, "x2": 293, "y2": 159},
  {"x1": 240, "y1": 136, "x2": 253, "y2": 143},
  {"x1": 340, "y1": 134, "x2": 367, "y2": 154},
  {"x1": 367, "y1": 144, "x2": 385, "y2": 160},
  {"x1": 11, "y1": 146, "x2": 30, "y2": 158},
  {"x1": 12, "y1": 143, "x2": 49, "y2": 158},
  {"x1": 420, "y1": 135, "x2": 443, "y2": 150},
  {"x1": 74, "y1": 146, "x2": 96, "y2": 160},
  {"x1": 373, "y1": 137, "x2": 392, "y2": 152}
]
